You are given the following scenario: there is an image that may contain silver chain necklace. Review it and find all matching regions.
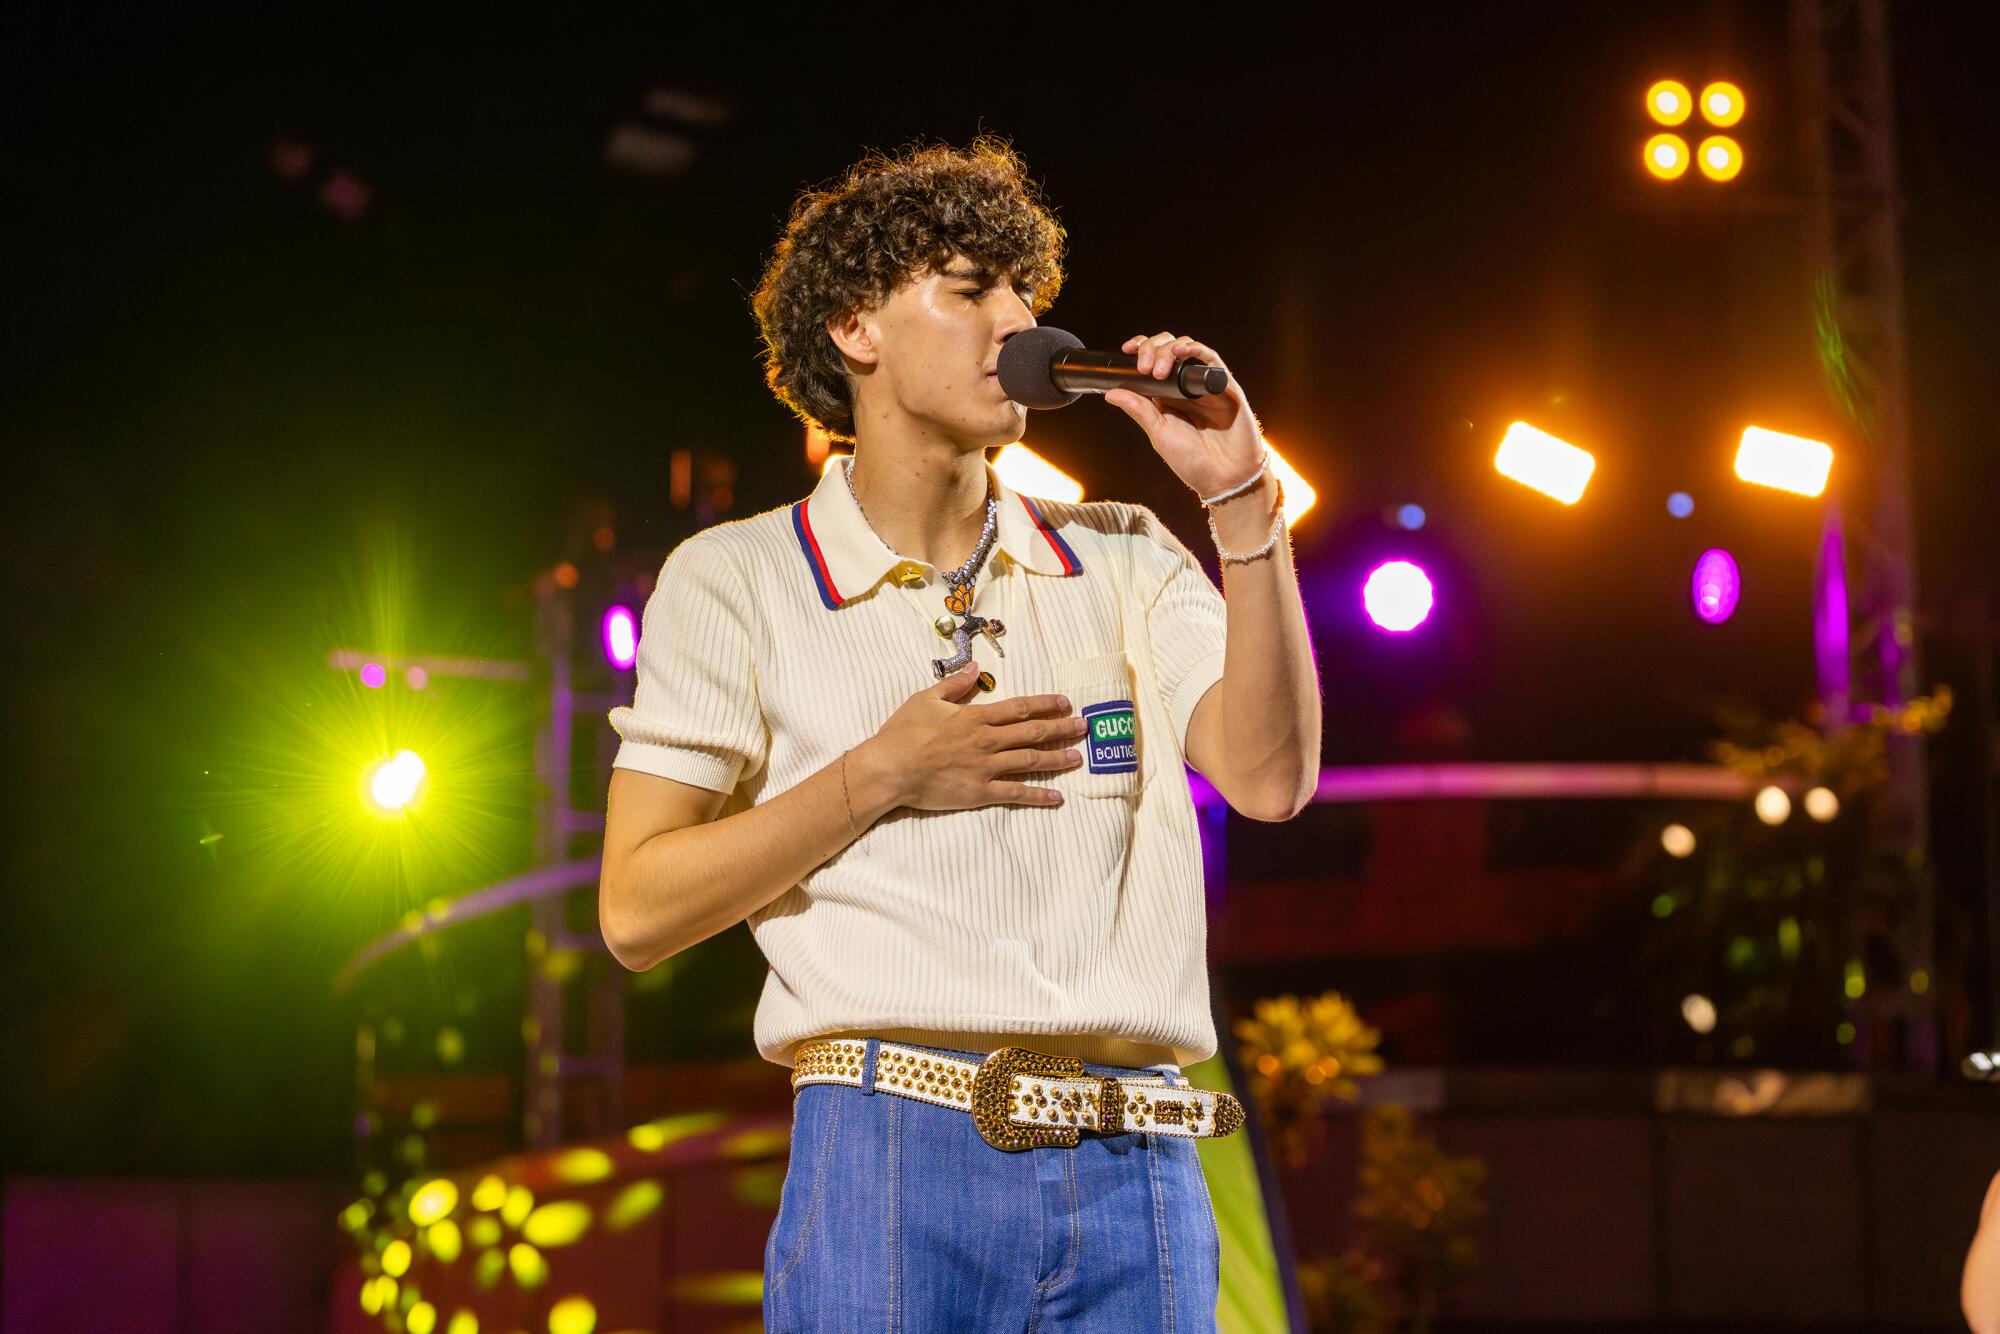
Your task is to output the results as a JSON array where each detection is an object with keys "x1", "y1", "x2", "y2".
[{"x1": 843, "y1": 455, "x2": 1006, "y2": 686}]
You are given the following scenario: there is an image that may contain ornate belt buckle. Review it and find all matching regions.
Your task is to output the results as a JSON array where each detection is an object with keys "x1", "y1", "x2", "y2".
[{"x1": 972, "y1": 1046, "x2": 1087, "y2": 1151}]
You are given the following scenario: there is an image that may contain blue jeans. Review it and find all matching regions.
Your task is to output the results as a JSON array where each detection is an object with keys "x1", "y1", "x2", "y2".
[{"x1": 763, "y1": 1041, "x2": 1222, "y2": 1332}]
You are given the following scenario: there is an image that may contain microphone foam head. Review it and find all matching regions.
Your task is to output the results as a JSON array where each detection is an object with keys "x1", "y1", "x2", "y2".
[{"x1": 996, "y1": 326, "x2": 1085, "y2": 410}]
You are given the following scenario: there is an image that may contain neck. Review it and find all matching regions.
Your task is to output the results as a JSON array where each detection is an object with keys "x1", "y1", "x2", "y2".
[{"x1": 846, "y1": 429, "x2": 993, "y2": 571}]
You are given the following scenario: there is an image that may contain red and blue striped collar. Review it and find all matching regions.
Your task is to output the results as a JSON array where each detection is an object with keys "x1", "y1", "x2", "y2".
[{"x1": 791, "y1": 458, "x2": 1082, "y2": 610}]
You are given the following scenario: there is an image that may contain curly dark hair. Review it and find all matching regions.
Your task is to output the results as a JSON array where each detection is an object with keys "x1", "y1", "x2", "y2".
[{"x1": 751, "y1": 137, "x2": 1066, "y2": 440}]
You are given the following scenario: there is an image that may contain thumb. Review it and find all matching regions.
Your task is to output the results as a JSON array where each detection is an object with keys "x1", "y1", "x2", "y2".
[
  {"x1": 931, "y1": 661, "x2": 981, "y2": 699},
  {"x1": 1104, "y1": 387, "x2": 1167, "y2": 436}
]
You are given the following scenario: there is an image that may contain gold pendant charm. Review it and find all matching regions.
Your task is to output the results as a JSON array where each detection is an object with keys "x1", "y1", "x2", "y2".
[
  {"x1": 976, "y1": 671, "x2": 996, "y2": 692},
  {"x1": 933, "y1": 615, "x2": 957, "y2": 638}
]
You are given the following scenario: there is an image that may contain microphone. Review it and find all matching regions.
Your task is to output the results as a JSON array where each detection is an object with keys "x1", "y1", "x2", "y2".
[{"x1": 996, "y1": 326, "x2": 1231, "y2": 410}]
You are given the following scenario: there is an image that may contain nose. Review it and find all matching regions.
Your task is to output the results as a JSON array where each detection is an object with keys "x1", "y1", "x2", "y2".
[{"x1": 994, "y1": 291, "x2": 1036, "y2": 343}]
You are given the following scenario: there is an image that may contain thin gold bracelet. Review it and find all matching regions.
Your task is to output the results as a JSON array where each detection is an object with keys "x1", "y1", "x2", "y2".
[{"x1": 839, "y1": 752, "x2": 859, "y2": 839}]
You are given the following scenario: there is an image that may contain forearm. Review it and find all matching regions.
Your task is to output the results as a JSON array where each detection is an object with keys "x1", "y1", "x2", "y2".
[
  {"x1": 605, "y1": 746, "x2": 901, "y2": 970},
  {"x1": 1208, "y1": 472, "x2": 1321, "y2": 815}
]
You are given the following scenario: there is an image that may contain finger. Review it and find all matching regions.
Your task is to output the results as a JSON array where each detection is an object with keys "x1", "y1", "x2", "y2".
[
  {"x1": 991, "y1": 713, "x2": 1087, "y2": 752},
  {"x1": 991, "y1": 745, "x2": 1082, "y2": 775},
  {"x1": 992, "y1": 779, "x2": 1065, "y2": 807},
  {"x1": 1147, "y1": 332, "x2": 1178, "y2": 379},
  {"x1": 969, "y1": 691, "x2": 1071, "y2": 721},
  {"x1": 1104, "y1": 387, "x2": 1168, "y2": 435}
]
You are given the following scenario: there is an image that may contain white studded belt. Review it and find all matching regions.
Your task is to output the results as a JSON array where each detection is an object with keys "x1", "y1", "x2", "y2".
[{"x1": 790, "y1": 1039, "x2": 1247, "y2": 1152}]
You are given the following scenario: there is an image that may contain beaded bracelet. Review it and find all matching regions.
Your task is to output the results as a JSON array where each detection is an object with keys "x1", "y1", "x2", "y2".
[
  {"x1": 1208, "y1": 472, "x2": 1288, "y2": 564},
  {"x1": 1198, "y1": 447, "x2": 1272, "y2": 506}
]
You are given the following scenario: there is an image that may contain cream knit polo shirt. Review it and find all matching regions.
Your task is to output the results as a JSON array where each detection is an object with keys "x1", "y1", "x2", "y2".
[{"x1": 608, "y1": 457, "x2": 1229, "y2": 1069}]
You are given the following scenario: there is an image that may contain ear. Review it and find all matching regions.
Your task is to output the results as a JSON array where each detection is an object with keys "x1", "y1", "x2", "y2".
[{"x1": 825, "y1": 307, "x2": 879, "y2": 368}]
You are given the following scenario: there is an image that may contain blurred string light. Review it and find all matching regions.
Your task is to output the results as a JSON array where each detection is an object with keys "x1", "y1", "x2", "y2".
[
  {"x1": 1667, "y1": 491, "x2": 1694, "y2": 518},
  {"x1": 1681, "y1": 993, "x2": 1718, "y2": 1034},
  {"x1": 1494, "y1": 422, "x2": 1595, "y2": 504},
  {"x1": 1803, "y1": 786, "x2": 1840, "y2": 822},
  {"x1": 1660, "y1": 823, "x2": 1696, "y2": 858},
  {"x1": 1362, "y1": 560, "x2": 1434, "y2": 633},
  {"x1": 1691, "y1": 548, "x2": 1741, "y2": 625},
  {"x1": 1735, "y1": 426, "x2": 1834, "y2": 497},
  {"x1": 1754, "y1": 784, "x2": 1792, "y2": 826},
  {"x1": 601, "y1": 605, "x2": 638, "y2": 671}
]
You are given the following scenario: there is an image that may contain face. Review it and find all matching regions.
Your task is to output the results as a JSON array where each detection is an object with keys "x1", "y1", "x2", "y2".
[{"x1": 836, "y1": 256, "x2": 1039, "y2": 450}]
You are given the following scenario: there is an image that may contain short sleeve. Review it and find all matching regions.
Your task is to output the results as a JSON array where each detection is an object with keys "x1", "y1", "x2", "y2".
[
  {"x1": 1131, "y1": 506, "x2": 1228, "y2": 759},
  {"x1": 607, "y1": 535, "x2": 769, "y2": 794}
]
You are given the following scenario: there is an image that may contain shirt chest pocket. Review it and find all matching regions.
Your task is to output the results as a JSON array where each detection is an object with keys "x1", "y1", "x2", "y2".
[{"x1": 1050, "y1": 651, "x2": 1142, "y2": 800}]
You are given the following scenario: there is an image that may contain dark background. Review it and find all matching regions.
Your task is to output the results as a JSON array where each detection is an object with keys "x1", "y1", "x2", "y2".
[{"x1": 4, "y1": 5, "x2": 1994, "y2": 1175}]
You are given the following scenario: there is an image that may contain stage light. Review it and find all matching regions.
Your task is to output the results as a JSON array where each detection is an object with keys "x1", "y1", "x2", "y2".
[
  {"x1": 1735, "y1": 426, "x2": 1833, "y2": 497},
  {"x1": 1667, "y1": 491, "x2": 1694, "y2": 518},
  {"x1": 404, "y1": 665, "x2": 430, "y2": 690},
  {"x1": 1754, "y1": 784, "x2": 1791, "y2": 826},
  {"x1": 1643, "y1": 133, "x2": 1690, "y2": 180},
  {"x1": 1263, "y1": 441, "x2": 1319, "y2": 527},
  {"x1": 1646, "y1": 80, "x2": 1693, "y2": 126},
  {"x1": 1691, "y1": 548, "x2": 1740, "y2": 625},
  {"x1": 1697, "y1": 135, "x2": 1743, "y2": 182},
  {"x1": 804, "y1": 423, "x2": 833, "y2": 468},
  {"x1": 1682, "y1": 993, "x2": 1717, "y2": 1034},
  {"x1": 360, "y1": 662, "x2": 387, "y2": 689},
  {"x1": 602, "y1": 605, "x2": 638, "y2": 671},
  {"x1": 991, "y1": 443, "x2": 1083, "y2": 501},
  {"x1": 1803, "y1": 786, "x2": 1839, "y2": 822},
  {"x1": 1699, "y1": 81, "x2": 1745, "y2": 127},
  {"x1": 364, "y1": 749, "x2": 427, "y2": 815},
  {"x1": 1395, "y1": 503, "x2": 1426, "y2": 530},
  {"x1": 1661, "y1": 823, "x2": 1696, "y2": 858},
  {"x1": 1494, "y1": 422, "x2": 1595, "y2": 504},
  {"x1": 1362, "y1": 560, "x2": 1434, "y2": 633}
]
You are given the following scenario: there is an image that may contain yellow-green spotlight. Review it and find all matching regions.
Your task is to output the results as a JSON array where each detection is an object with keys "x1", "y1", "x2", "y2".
[
  {"x1": 1699, "y1": 81, "x2": 1745, "y2": 127},
  {"x1": 1643, "y1": 133, "x2": 1690, "y2": 180},
  {"x1": 1735, "y1": 426, "x2": 1833, "y2": 497},
  {"x1": 1697, "y1": 135, "x2": 1744, "y2": 182},
  {"x1": 991, "y1": 443, "x2": 1083, "y2": 501},
  {"x1": 1646, "y1": 80, "x2": 1692, "y2": 126},
  {"x1": 1494, "y1": 422, "x2": 1595, "y2": 505},
  {"x1": 363, "y1": 749, "x2": 427, "y2": 815}
]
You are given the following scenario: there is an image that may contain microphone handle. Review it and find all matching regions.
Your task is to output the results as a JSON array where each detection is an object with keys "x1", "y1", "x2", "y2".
[{"x1": 1049, "y1": 350, "x2": 1230, "y2": 400}]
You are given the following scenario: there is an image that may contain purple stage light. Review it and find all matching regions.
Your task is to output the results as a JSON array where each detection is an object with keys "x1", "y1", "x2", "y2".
[
  {"x1": 602, "y1": 605, "x2": 639, "y2": 670},
  {"x1": 360, "y1": 662, "x2": 387, "y2": 688},
  {"x1": 1363, "y1": 560, "x2": 1435, "y2": 633},
  {"x1": 1692, "y1": 548, "x2": 1740, "y2": 624}
]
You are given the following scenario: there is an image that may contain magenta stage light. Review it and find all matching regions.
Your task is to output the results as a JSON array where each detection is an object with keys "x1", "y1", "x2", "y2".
[
  {"x1": 1363, "y1": 560, "x2": 1435, "y2": 633},
  {"x1": 1692, "y1": 548, "x2": 1741, "y2": 624},
  {"x1": 360, "y1": 662, "x2": 387, "y2": 689},
  {"x1": 602, "y1": 605, "x2": 639, "y2": 670}
]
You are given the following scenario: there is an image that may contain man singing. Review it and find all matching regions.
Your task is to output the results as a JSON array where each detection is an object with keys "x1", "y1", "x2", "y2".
[{"x1": 600, "y1": 138, "x2": 1320, "y2": 1330}]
